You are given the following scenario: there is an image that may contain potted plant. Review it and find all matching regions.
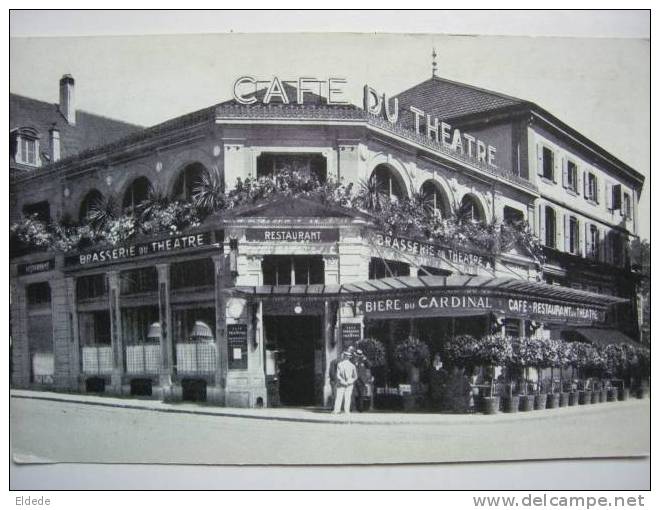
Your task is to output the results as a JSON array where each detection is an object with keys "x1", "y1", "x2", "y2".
[
  {"x1": 570, "y1": 342, "x2": 595, "y2": 405},
  {"x1": 544, "y1": 338, "x2": 562, "y2": 409},
  {"x1": 555, "y1": 339, "x2": 572, "y2": 407},
  {"x1": 473, "y1": 335, "x2": 510, "y2": 414},
  {"x1": 355, "y1": 337, "x2": 386, "y2": 410},
  {"x1": 633, "y1": 345, "x2": 651, "y2": 398},
  {"x1": 604, "y1": 343, "x2": 635, "y2": 401},
  {"x1": 443, "y1": 334, "x2": 481, "y2": 412},
  {"x1": 393, "y1": 336, "x2": 430, "y2": 410},
  {"x1": 517, "y1": 337, "x2": 539, "y2": 412},
  {"x1": 500, "y1": 336, "x2": 522, "y2": 413}
]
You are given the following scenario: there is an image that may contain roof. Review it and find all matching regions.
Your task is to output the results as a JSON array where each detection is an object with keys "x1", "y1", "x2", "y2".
[
  {"x1": 394, "y1": 76, "x2": 528, "y2": 128},
  {"x1": 229, "y1": 274, "x2": 626, "y2": 307},
  {"x1": 10, "y1": 93, "x2": 143, "y2": 169}
]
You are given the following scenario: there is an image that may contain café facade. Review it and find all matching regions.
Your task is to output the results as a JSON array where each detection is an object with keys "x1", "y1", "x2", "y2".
[{"x1": 10, "y1": 75, "x2": 640, "y2": 408}]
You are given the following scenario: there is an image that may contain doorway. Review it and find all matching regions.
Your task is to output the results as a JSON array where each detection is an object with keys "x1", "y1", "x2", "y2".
[{"x1": 264, "y1": 315, "x2": 321, "y2": 407}]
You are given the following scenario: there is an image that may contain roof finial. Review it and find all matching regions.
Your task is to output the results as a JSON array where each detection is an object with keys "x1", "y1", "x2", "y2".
[{"x1": 432, "y1": 48, "x2": 438, "y2": 78}]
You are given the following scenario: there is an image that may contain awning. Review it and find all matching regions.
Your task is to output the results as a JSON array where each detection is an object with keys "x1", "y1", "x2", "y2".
[
  {"x1": 229, "y1": 275, "x2": 627, "y2": 307},
  {"x1": 562, "y1": 327, "x2": 640, "y2": 347},
  {"x1": 228, "y1": 275, "x2": 628, "y2": 325}
]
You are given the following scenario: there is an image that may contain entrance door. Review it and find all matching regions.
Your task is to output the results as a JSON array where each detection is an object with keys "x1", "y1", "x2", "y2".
[{"x1": 264, "y1": 315, "x2": 320, "y2": 406}]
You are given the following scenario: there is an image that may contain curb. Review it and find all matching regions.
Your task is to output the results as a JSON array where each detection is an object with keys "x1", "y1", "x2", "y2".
[{"x1": 10, "y1": 390, "x2": 648, "y2": 427}]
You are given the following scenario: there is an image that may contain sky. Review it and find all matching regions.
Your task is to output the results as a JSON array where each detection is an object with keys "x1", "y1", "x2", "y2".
[{"x1": 9, "y1": 32, "x2": 650, "y2": 239}]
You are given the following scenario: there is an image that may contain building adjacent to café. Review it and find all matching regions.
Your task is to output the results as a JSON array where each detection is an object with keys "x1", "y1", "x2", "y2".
[{"x1": 9, "y1": 69, "x2": 645, "y2": 408}]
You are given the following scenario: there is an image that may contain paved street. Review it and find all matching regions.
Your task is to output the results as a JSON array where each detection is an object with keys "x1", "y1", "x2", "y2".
[{"x1": 11, "y1": 392, "x2": 649, "y2": 465}]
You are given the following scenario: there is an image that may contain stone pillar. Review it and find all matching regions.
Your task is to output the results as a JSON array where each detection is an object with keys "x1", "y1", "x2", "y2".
[
  {"x1": 107, "y1": 271, "x2": 124, "y2": 395},
  {"x1": 323, "y1": 300, "x2": 339, "y2": 407},
  {"x1": 208, "y1": 254, "x2": 228, "y2": 405},
  {"x1": 156, "y1": 263, "x2": 177, "y2": 401},
  {"x1": 10, "y1": 282, "x2": 30, "y2": 388},
  {"x1": 337, "y1": 141, "x2": 360, "y2": 184},
  {"x1": 64, "y1": 277, "x2": 81, "y2": 390},
  {"x1": 51, "y1": 276, "x2": 75, "y2": 390}
]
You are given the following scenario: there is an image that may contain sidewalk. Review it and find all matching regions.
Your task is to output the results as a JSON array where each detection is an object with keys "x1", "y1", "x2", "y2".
[{"x1": 10, "y1": 388, "x2": 649, "y2": 426}]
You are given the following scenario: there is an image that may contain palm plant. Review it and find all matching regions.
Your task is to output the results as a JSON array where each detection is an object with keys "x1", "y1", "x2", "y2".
[
  {"x1": 357, "y1": 176, "x2": 389, "y2": 212},
  {"x1": 192, "y1": 167, "x2": 225, "y2": 214},
  {"x1": 86, "y1": 194, "x2": 120, "y2": 231},
  {"x1": 138, "y1": 186, "x2": 170, "y2": 222}
]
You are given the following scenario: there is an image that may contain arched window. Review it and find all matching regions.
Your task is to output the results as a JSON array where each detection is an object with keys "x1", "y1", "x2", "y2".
[
  {"x1": 420, "y1": 180, "x2": 448, "y2": 217},
  {"x1": 172, "y1": 163, "x2": 209, "y2": 201},
  {"x1": 370, "y1": 164, "x2": 406, "y2": 202},
  {"x1": 122, "y1": 177, "x2": 152, "y2": 211},
  {"x1": 545, "y1": 206, "x2": 556, "y2": 248},
  {"x1": 79, "y1": 189, "x2": 104, "y2": 222},
  {"x1": 459, "y1": 194, "x2": 485, "y2": 223}
]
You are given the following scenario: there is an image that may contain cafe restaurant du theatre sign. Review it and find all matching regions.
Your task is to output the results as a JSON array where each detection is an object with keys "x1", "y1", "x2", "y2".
[
  {"x1": 347, "y1": 291, "x2": 605, "y2": 325},
  {"x1": 245, "y1": 227, "x2": 339, "y2": 243},
  {"x1": 65, "y1": 231, "x2": 215, "y2": 268}
]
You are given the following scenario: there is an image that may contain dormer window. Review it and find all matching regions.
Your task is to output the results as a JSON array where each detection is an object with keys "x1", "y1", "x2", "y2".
[{"x1": 12, "y1": 127, "x2": 40, "y2": 167}]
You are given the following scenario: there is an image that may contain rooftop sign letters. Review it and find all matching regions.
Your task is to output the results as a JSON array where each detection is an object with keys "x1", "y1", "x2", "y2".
[
  {"x1": 245, "y1": 228, "x2": 340, "y2": 243},
  {"x1": 373, "y1": 233, "x2": 494, "y2": 273},
  {"x1": 65, "y1": 231, "x2": 214, "y2": 268},
  {"x1": 231, "y1": 76, "x2": 498, "y2": 168}
]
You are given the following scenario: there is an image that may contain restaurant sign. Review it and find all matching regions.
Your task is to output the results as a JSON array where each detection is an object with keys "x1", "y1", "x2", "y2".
[
  {"x1": 373, "y1": 232, "x2": 494, "y2": 273},
  {"x1": 245, "y1": 228, "x2": 339, "y2": 243},
  {"x1": 346, "y1": 291, "x2": 604, "y2": 324},
  {"x1": 18, "y1": 258, "x2": 55, "y2": 275},
  {"x1": 65, "y1": 231, "x2": 214, "y2": 268}
]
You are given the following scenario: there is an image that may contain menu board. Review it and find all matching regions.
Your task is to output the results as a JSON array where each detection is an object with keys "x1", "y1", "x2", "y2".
[
  {"x1": 341, "y1": 323, "x2": 362, "y2": 348},
  {"x1": 227, "y1": 324, "x2": 248, "y2": 370}
]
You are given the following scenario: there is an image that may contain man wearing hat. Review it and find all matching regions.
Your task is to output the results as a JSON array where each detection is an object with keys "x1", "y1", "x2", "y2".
[{"x1": 332, "y1": 349, "x2": 358, "y2": 414}]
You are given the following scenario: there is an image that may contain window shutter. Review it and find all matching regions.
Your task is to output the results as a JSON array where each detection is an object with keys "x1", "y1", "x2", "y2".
[
  {"x1": 553, "y1": 152, "x2": 559, "y2": 183},
  {"x1": 595, "y1": 176, "x2": 601, "y2": 204},
  {"x1": 583, "y1": 171, "x2": 589, "y2": 198},
  {"x1": 539, "y1": 204, "x2": 546, "y2": 245},
  {"x1": 562, "y1": 158, "x2": 568, "y2": 188},
  {"x1": 536, "y1": 144, "x2": 544, "y2": 177},
  {"x1": 576, "y1": 168, "x2": 581, "y2": 195},
  {"x1": 563, "y1": 213, "x2": 570, "y2": 252},
  {"x1": 606, "y1": 182, "x2": 613, "y2": 209},
  {"x1": 598, "y1": 227, "x2": 606, "y2": 262}
]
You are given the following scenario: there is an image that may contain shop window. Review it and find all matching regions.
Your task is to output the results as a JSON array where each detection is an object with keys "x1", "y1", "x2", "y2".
[
  {"x1": 23, "y1": 201, "x2": 51, "y2": 223},
  {"x1": 262, "y1": 256, "x2": 325, "y2": 286},
  {"x1": 504, "y1": 318, "x2": 520, "y2": 337},
  {"x1": 585, "y1": 172, "x2": 599, "y2": 203},
  {"x1": 369, "y1": 258, "x2": 410, "y2": 280},
  {"x1": 172, "y1": 308, "x2": 215, "y2": 344},
  {"x1": 544, "y1": 206, "x2": 556, "y2": 249},
  {"x1": 172, "y1": 162, "x2": 209, "y2": 200},
  {"x1": 26, "y1": 282, "x2": 51, "y2": 306},
  {"x1": 369, "y1": 164, "x2": 405, "y2": 202},
  {"x1": 566, "y1": 160, "x2": 578, "y2": 192},
  {"x1": 122, "y1": 176, "x2": 152, "y2": 211},
  {"x1": 542, "y1": 147, "x2": 554, "y2": 181},
  {"x1": 256, "y1": 153, "x2": 327, "y2": 183},
  {"x1": 120, "y1": 267, "x2": 158, "y2": 295},
  {"x1": 79, "y1": 311, "x2": 111, "y2": 346},
  {"x1": 76, "y1": 274, "x2": 108, "y2": 301},
  {"x1": 503, "y1": 206, "x2": 524, "y2": 225},
  {"x1": 459, "y1": 195, "x2": 485, "y2": 223},
  {"x1": 122, "y1": 306, "x2": 159, "y2": 345},
  {"x1": 79, "y1": 189, "x2": 104, "y2": 221},
  {"x1": 420, "y1": 180, "x2": 448, "y2": 217},
  {"x1": 171, "y1": 258, "x2": 215, "y2": 290}
]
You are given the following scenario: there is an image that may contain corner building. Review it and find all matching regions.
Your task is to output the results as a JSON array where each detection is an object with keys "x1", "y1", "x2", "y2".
[{"x1": 10, "y1": 74, "x2": 644, "y2": 408}]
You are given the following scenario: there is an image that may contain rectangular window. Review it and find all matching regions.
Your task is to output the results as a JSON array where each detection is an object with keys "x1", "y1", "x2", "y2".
[
  {"x1": 171, "y1": 258, "x2": 215, "y2": 290},
  {"x1": 26, "y1": 282, "x2": 51, "y2": 306},
  {"x1": 120, "y1": 267, "x2": 158, "y2": 295},
  {"x1": 542, "y1": 147, "x2": 554, "y2": 181},
  {"x1": 262, "y1": 256, "x2": 324, "y2": 286},
  {"x1": 504, "y1": 318, "x2": 520, "y2": 337},
  {"x1": 569, "y1": 216, "x2": 579, "y2": 255},
  {"x1": 19, "y1": 137, "x2": 37, "y2": 166},
  {"x1": 623, "y1": 192, "x2": 632, "y2": 219},
  {"x1": 76, "y1": 274, "x2": 108, "y2": 301},
  {"x1": 503, "y1": 206, "x2": 524, "y2": 225},
  {"x1": 586, "y1": 172, "x2": 598, "y2": 203},
  {"x1": 78, "y1": 310, "x2": 112, "y2": 346},
  {"x1": 544, "y1": 207, "x2": 556, "y2": 249},
  {"x1": 589, "y1": 225, "x2": 599, "y2": 259},
  {"x1": 369, "y1": 258, "x2": 410, "y2": 280},
  {"x1": 566, "y1": 160, "x2": 578, "y2": 192}
]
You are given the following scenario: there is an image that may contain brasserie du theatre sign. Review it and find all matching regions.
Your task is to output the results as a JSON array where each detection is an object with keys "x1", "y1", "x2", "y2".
[{"x1": 232, "y1": 76, "x2": 498, "y2": 169}]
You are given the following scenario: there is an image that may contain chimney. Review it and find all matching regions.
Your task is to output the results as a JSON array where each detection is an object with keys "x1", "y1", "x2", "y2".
[
  {"x1": 59, "y1": 74, "x2": 75, "y2": 125},
  {"x1": 49, "y1": 125, "x2": 61, "y2": 162}
]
